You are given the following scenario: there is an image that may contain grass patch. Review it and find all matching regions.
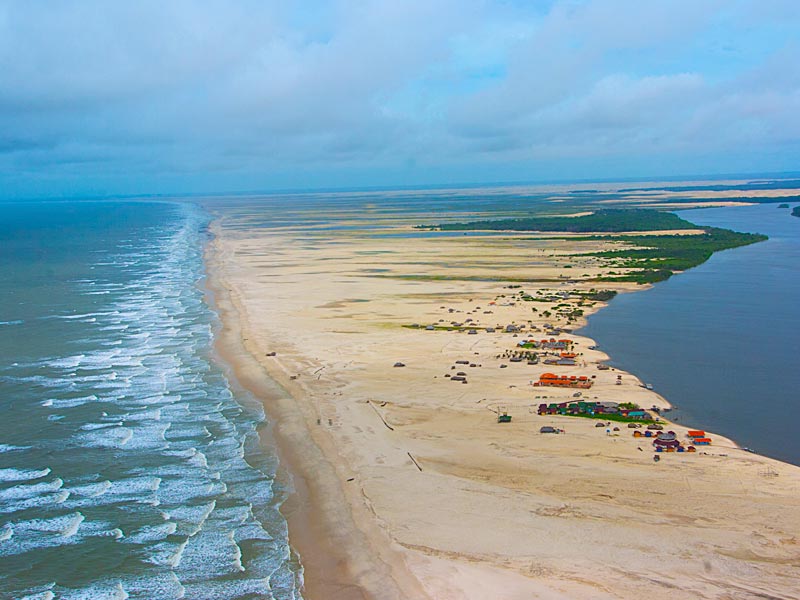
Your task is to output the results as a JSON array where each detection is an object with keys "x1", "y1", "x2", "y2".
[
  {"x1": 589, "y1": 227, "x2": 766, "y2": 284},
  {"x1": 562, "y1": 412, "x2": 657, "y2": 424}
]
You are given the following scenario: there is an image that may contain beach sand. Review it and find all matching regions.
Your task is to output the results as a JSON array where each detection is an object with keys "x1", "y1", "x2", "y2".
[{"x1": 205, "y1": 208, "x2": 800, "y2": 600}]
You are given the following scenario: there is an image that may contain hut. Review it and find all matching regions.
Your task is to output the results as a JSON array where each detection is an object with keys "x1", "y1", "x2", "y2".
[
  {"x1": 693, "y1": 437, "x2": 712, "y2": 445},
  {"x1": 625, "y1": 410, "x2": 648, "y2": 420},
  {"x1": 653, "y1": 431, "x2": 681, "y2": 451},
  {"x1": 687, "y1": 430, "x2": 705, "y2": 438}
]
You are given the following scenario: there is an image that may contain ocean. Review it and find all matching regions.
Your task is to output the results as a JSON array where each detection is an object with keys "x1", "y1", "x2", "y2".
[
  {"x1": 0, "y1": 201, "x2": 302, "y2": 599},
  {"x1": 581, "y1": 203, "x2": 800, "y2": 465}
]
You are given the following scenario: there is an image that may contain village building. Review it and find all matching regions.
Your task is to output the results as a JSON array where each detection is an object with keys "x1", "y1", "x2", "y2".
[
  {"x1": 653, "y1": 431, "x2": 681, "y2": 451},
  {"x1": 533, "y1": 373, "x2": 593, "y2": 389}
]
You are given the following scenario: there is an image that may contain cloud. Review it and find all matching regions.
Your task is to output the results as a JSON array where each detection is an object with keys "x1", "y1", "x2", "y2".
[{"x1": 0, "y1": 0, "x2": 798, "y2": 196}]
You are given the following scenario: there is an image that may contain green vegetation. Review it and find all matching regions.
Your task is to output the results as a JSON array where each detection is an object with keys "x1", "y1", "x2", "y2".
[
  {"x1": 778, "y1": 203, "x2": 790, "y2": 208},
  {"x1": 572, "y1": 289, "x2": 617, "y2": 301},
  {"x1": 412, "y1": 208, "x2": 768, "y2": 286},
  {"x1": 589, "y1": 227, "x2": 767, "y2": 284},
  {"x1": 793, "y1": 206, "x2": 800, "y2": 218},
  {"x1": 420, "y1": 208, "x2": 702, "y2": 233},
  {"x1": 566, "y1": 412, "x2": 656, "y2": 424}
]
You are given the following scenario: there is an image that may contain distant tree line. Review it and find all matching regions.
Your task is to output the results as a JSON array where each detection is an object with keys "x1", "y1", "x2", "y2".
[{"x1": 420, "y1": 209, "x2": 703, "y2": 233}]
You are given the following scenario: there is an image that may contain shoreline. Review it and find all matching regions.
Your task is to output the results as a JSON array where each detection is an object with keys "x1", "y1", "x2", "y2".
[
  {"x1": 203, "y1": 207, "x2": 800, "y2": 598},
  {"x1": 203, "y1": 228, "x2": 427, "y2": 600}
]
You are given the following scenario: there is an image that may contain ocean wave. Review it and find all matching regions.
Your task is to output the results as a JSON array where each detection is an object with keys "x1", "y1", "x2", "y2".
[
  {"x1": 123, "y1": 521, "x2": 177, "y2": 544},
  {"x1": 61, "y1": 512, "x2": 85, "y2": 537},
  {"x1": 0, "y1": 490, "x2": 71, "y2": 515},
  {"x1": 0, "y1": 478, "x2": 63, "y2": 500},
  {"x1": 74, "y1": 426, "x2": 133, "y2": 448},
  {"x1": 0, "y1": 467, "x2": 51, "y2": 482},
  {"x1": 147, "y1": 538, "x2": 189, "y2": 568},
  {"x1": 17, "y1": 584, "x2": 55, "y2": 600},
  {"x1": 55, "y1": 581, "x2": 128, "y2": 600},
  {"x1": 80, "y1": 421, "x2": 123, "y2": 431},
  {"x1": 0, "y1": 203, "x2": 300, "y2": 597},
  {"x1": 0, "y1": 319, "x2": 24, "y2": 326},
  {"x1": 165, "y1": 500, "x2": 216, "y2": 537},
  {"x1": 5, "y1": 512, "x2": 85, "y2": 543},
  {"x1": 67, "y1": 480, "x2": 112, "y2": 498},
  {"x1": 0, "y1": 443, "x2": 31, "y2": 452}
]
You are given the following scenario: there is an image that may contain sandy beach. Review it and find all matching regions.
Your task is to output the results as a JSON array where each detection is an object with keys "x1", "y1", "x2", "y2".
[{"x1": 204, "y1": 201, "x2": 800, "y2": 600}]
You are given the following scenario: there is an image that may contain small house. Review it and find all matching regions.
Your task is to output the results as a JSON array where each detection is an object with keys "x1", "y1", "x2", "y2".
[{"x1": 653, "y1": 431, "x2": 681, "y2": 451}]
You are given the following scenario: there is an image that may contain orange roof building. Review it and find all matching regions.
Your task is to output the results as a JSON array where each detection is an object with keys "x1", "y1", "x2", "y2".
[{"x1": 533, "y1": 373, "x2": 593, "y2": 389}]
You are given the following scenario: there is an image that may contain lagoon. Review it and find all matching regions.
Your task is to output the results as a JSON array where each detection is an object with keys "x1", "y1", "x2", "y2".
[{"x1": 581, "y1": 203, "x2": 800, "y2": 465}]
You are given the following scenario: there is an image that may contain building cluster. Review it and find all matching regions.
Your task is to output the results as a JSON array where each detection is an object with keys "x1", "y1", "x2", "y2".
[
  {"x1": 533, "y1": 373, "x2": 593, "y2": 388},
  {"x1": 537, "y1": 400, "x2": 651, "y2": 418}
]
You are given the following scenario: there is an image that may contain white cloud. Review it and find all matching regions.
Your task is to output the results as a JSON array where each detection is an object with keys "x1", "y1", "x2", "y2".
[{"x1": 0, "y1": 0, "x2": 797, "y2": 195}]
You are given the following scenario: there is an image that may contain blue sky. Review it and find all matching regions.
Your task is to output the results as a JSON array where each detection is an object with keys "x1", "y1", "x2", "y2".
[{"x1": 1, "y1": 0, "x2": 799, "y2": 198}]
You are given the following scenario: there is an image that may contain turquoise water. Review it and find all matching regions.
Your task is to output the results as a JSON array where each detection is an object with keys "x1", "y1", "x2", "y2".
[
  {"x1": 0, "y1": 201, "x2": 301, "y2": 599},
  {"x1": 581, "y1": 204, "x2": 800, "y2": 465}
]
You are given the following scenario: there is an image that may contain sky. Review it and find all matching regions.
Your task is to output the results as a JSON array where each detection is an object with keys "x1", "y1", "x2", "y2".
[{"x1": 1, "y1": 0, "x2": 799, "y2": 198}]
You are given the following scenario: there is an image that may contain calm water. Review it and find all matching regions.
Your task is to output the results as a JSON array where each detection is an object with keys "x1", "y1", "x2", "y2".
[
  {"x1": 581, "y1": 203, "x2": 800, "y2": 465},
  {"x1": 0, "y1": 201, "x2": 301, "y2": 599}
]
